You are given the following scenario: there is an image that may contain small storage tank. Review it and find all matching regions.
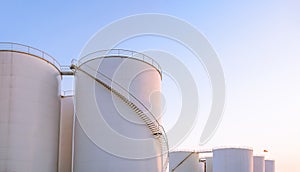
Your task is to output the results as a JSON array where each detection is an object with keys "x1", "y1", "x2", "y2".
[
  {"x1": 265, "y1": 160, "x2": 275, "y2": 172},
  {"x1": 0, "y1": 43, "x2": 61, "y2": 172},
  {"x1": 73, "y1": 50, "x2": 166, "y2": 171},
  {"x1": 213, "y1": 147, "x2": 253, "y2": 172},
  {"x1": 58, "y1": 94, "x2": 74, "y2": 172},
  {"x1": 169, "y1": 151, "x2": 200, "y2": 172},
  {"x1": 254, "y1": 156, "x2": 265, "y2": 172}
]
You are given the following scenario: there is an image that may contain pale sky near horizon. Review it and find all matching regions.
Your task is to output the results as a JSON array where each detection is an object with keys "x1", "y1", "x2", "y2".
[{"x1": 1, "y1": 1, "x2": 299, "y2": 171}]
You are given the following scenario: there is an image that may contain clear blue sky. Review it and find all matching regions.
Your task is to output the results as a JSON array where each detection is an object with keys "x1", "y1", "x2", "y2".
[{"x1": 1, "y1": 1, "x2": 300, "y2": 171}]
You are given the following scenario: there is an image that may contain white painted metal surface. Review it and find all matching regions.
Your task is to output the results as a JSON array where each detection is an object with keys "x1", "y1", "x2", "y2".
[
  {"x1": 265, "y1": 160, "x2": 275, "y2": 172},
  {"x1": 169, "y1": 151, "x2": 200, "y2": 172},
  {"x1": 0, "y1": 51, "x2": 61, "y2": 171},
  {"x1": 58, "y1": 96, "x2": 74, "y2": 172},
  {"x1": 199, "y1": 161, "x2": 205, "y2": 172},
  {"x1": 73, "y1": 56, "x2": 163, "y2": 171},
  {"x1": 205, "y1": 157, "x2": 213, "y2": 172},
  {"x1": 254, "y1": 156, "x2": 265, "y2": 172},
  {"x1": 213, "y1": 147, "x2": 253, "y2": 172}
]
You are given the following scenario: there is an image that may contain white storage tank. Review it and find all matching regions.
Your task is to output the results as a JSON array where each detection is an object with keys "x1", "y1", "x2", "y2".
[
  {"x1": 73, "y1": 50, "x2": 166, "y2": 172},
  {"x1": 254, "y1": 156, "x2": 265, "y2": 172},
  {"x1": 213, "y1": 147, "x2": 253, "y2": 172},
  {"x1": 169, "y1": 151, "x2": 200, "y2": 172},
  {"x1": 265, "y1": 160, "x2": 275, "y2": 172},
  {"x1": 0, "y1": 43, "x2": 61, "y2": 171},
  {"x1": 58, "y1": 95, "x2": 74, "y2": 172}
]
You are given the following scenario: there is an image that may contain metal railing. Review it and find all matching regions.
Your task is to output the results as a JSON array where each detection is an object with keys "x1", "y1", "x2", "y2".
[
  {"x1": 75, "y1": 64, "x2": 169, "y2": 171},
  {"x1": 0, "y1": 42, "x2": 61, "y2": 71},
  {"x1": 78, "y1": 49, "x2": 162, "y2": 77}
]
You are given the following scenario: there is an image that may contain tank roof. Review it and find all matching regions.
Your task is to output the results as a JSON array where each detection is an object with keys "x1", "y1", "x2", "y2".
[
  {"x1": 0, "y1": 42, "x2": 61, "y2": 72},
  {"x1": 77, "y1": 49, "x2": 162, "y2": 79},
  {"x1": 213, "y1": 146, "x2": 253, "y2": 151}
]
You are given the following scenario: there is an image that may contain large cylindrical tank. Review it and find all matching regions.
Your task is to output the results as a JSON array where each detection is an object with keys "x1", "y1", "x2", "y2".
[
  {"x1": 73, "y1": 53, "x2": 163, "y2": 172},
  {"x1": 265, "y1": 160, "x2": 275, "y2": 172},
  {"x1": 213, "y1": 147, "x2": 253, "y2": 172},
  {"x1": 254, "y1": 156, "x2": 265, "y2": 172},
  {"x1": 169, "y1": 151, "x2": 200, "y2": 172},
  {"x1": 58, "y1": 95, "x2": 74, "y2": 172},
  {"x1": 0, "y1": 45, "x2": 61, "y2": 171}
]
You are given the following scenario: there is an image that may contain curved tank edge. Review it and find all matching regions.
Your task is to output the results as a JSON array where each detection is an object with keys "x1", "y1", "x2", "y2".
[
  {"x1": 78, "y1": 56, "x2": 162, "y2": 80},
  {"x1": 213, "y1": 147, "x2": 253, "y2": 151},
  {"x1": 0, "y1": 50, "x2": 62, "y2": 76}
]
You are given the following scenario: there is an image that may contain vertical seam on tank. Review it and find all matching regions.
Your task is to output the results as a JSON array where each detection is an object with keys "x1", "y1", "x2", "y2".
[
  {"x1": 57, "y1": 90, "x2": 62, "y2": 171},
  {"x1": 71, "y1": 96, "x2": 76, "y2": 172},
  {"x1": 6, "y1": 51, "x2": 13, "y2": 170},
  {"x1": 57, "y1": 103, "x2": 61, "y2": 172}
]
